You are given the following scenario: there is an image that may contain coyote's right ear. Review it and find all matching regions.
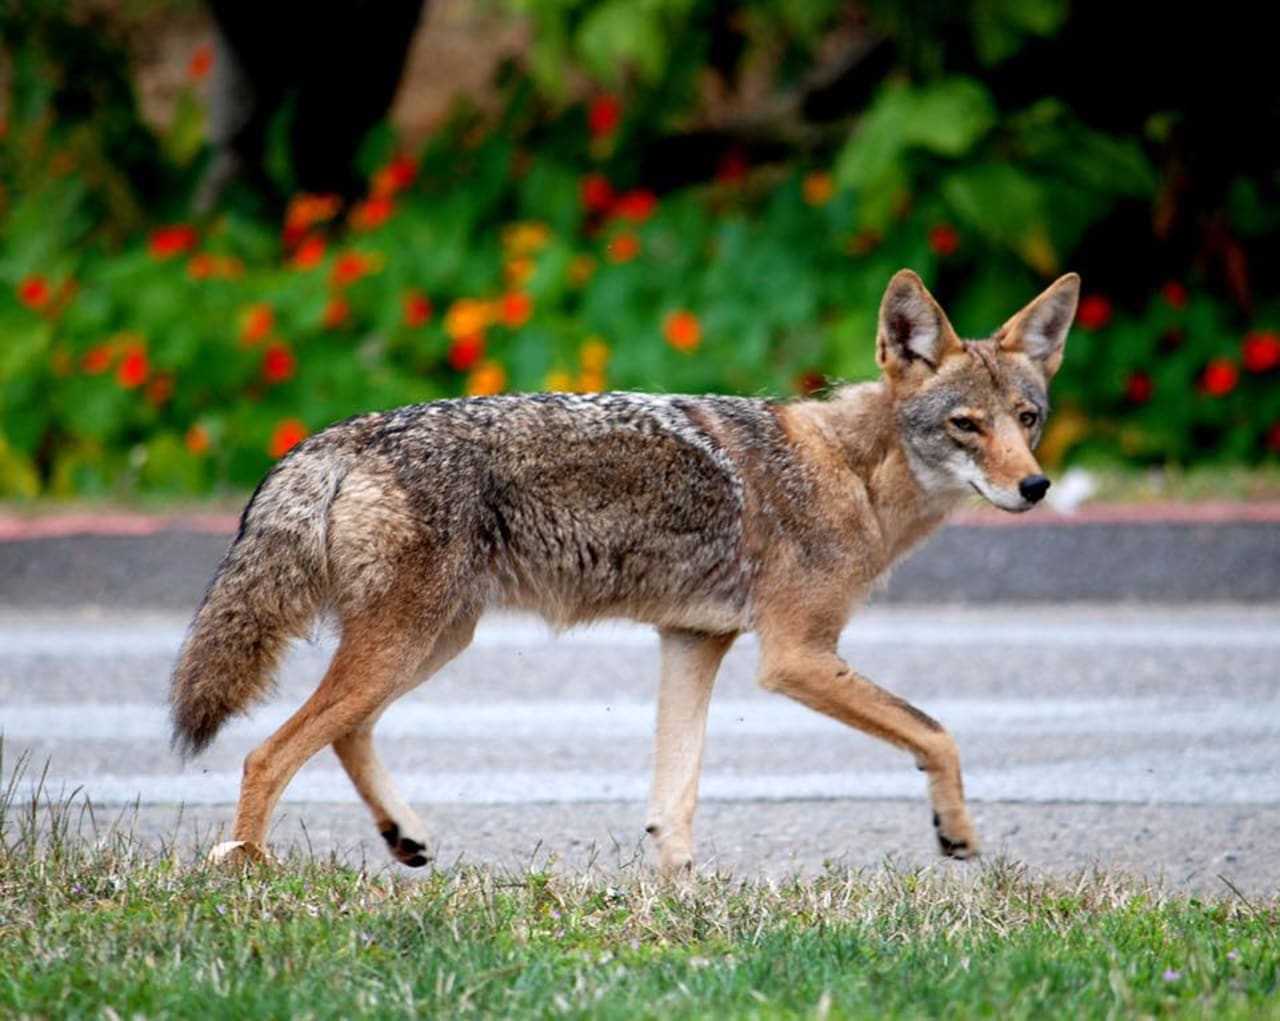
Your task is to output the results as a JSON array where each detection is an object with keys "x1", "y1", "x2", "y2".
[
  {"x1": 996, "y1": 273, "x2": 1080, "y2": 380},
  {"x1": 876, "y1": 270, "x2": 962, "y2": 380}
]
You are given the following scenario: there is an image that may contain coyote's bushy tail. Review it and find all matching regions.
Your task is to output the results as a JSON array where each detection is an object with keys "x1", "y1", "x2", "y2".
[{"x1": 169, "y1": 456, "x2": 343, "y2": 757}]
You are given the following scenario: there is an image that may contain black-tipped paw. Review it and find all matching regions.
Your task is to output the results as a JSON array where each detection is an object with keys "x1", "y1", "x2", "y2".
[{"x1": 932, "y1": 812, "x2": 976, "y2": 860}]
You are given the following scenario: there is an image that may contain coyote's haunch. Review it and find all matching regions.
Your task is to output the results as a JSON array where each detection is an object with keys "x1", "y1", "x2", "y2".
[{"x1": 171, "y1": 269, "x2": 1080, "y2": 870}]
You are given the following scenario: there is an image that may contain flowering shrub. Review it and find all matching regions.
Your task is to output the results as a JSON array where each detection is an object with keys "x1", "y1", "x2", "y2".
[{"x1": 0, "y1": 1, "x2": 1277, "y2": 497}]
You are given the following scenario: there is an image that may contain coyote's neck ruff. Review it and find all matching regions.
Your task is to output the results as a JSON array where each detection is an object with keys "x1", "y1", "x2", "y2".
[{"x1": 172, "y1": 269, "x2": 1079, "y2": 872}]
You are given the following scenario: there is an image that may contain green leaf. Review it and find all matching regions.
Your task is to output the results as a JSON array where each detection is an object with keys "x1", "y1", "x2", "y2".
[{"x1": 901, "y1": 78, "x2": 997, "y2": 157}]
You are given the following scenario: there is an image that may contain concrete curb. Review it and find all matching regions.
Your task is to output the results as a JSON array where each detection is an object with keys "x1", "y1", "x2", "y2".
[{"x1": 0, "y1": 507, "x2": 1276, "y2": 607}]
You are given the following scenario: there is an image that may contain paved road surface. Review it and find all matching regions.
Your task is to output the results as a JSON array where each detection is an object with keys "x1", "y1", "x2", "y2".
[{"x1": 2, "y1": 606, "x2": 1277, "y2": 893}]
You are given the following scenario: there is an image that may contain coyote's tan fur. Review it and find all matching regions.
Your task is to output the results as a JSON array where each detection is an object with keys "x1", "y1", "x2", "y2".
[{"x1": 170, "y1": 269, "x2": 1080, "y2": 869}]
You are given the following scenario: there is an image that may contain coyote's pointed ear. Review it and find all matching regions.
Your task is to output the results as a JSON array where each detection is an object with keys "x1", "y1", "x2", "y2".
[
  {"x1": 876, "y1": 270, "x2": 962, "y2": 379},
  {"x1": 996, "y1": 273, "x2": 1080, "y2": 380}
]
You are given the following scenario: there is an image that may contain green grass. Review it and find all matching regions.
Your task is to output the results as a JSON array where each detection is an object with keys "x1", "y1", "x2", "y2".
[{"x1": 2, "y1": 753, "x2": 1277, "y2": 1019}]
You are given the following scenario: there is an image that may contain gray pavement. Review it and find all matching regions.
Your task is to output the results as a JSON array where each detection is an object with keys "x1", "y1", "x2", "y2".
[{"x1": 2, "y1": 606, "x2": 1277, "y2": 894}]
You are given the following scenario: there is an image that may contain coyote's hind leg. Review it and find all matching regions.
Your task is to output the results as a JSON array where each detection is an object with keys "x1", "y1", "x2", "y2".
[{"x1": 332, "y1": 613, "x2": 478, "y2": 867}]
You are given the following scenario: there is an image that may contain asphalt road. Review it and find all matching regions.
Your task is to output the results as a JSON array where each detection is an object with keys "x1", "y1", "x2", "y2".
[{"x1": 2, "y1": 605, "x2": 1277, "y2": 894}]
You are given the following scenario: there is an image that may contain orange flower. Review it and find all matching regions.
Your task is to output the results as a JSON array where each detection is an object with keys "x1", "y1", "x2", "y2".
[
  {"x1": 262, "y1": 342, "x2": 296, "y2": 383},
  {"x1": 448, "y1": 334, "x2": 484, "y2": 371},
  {"x1": 588, "y1": 94, "x2": 621, "y2": 138},
  {"x1": 269, "y1": 419, "x2": 308, "y2": 458},
  {"x1": 188, "y1": 43, "x2": 213, "y2": 82},
  {"x1": 581, "y1": 174, "x2": 615, "y2": 213},
  {"x1": 501, "y1": 291, "x2": 533, "y2": 328},
  {"x1": 502, "y1": 222, "x2": 551, "y2": 256},
  {"x1": 240, "y1": 303, "x2": 274, "y2": 345},
  {"x1": 285, "y1": 193, "x2": 341, "y2": 235},
  {"x1": 116, "y1": 345, "x2": 149, "y2": 389},
  {"x1": 403, "y1": 290, "x2": 432, "y2": 328},
  {"x1": 323, "y1": 296, "x2": 351, "y2": 330},
  {"x1": 146, "y1": 373, "x2": 174, "y2": 407},
  {"x1": 372, "y1": 154, "x2": 418, "y2": 198},
  {"x1": 577, "y1": 369, "x2": 606, "y2": 392},
  {"x1": 290, "y1": 234, "x2": 326, "y2": 270},
  {"x1": 580, "y1": 337, "x2": 609, "y2": 372},
  {"x1": 1200, "y1": 358, "x2": 1238, "y2": 397},
  {"x1": 445, "y1": 298, "x2": 492, "y2": 340},
  {"x1": 803, "y1": 172, "x2": 834, "y2": 207},
  {"x1": 466, "y1": 360, "x2": 507, "y2": 396},
  {"x1": 613, "y1": 189, "x2": 656, "y2": 223},
  {"x1": 185, "y1": 424, "x2": 210, "y2": 455},
  {"x1": 82, "y1": 344, "x2": 113, "y2": 375},
  {"x1": 17, "y1": 275, "x2": 50, "y2": 310},
  {"x1": 330, "y1": 251, "x2": 376, "y2": 287},
  {"x1": 928, "y1": 224, "x2": 960, "y2": 257},
  {"x1": 607, "y1": 233, "x2": 640, "y2": 263},
  {"x1": 505, "y1": 257, "x2": 535, "y2": 288},
  {"x1": 186, "y1": 253, "x2": 216, "y2": 280},
  {"x1": 148, "y1": 225, "x2": 198, "y2": 259},
  {"x1": 567, "y1": 254, "x2": 596, "y2": 287},
  {"x1": 350, "y1": 195, "x2": 394, "y2": 231},
  {"x1": 663, "y1": 310, "x2": 701, "y2": 352}
]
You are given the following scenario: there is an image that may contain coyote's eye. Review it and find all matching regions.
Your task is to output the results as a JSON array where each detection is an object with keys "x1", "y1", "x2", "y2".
[
  {"x1": 950, "y1": 416, "x2": 981, "y2": 434},
  {"x1": 1019, "y1": 410, "x2": 1039, "y2": 428}
]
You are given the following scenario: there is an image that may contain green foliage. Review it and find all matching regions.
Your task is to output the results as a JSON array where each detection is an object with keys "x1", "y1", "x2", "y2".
[{"x1": 1, "y1": 0, "x2": 1277, "y2": 498}]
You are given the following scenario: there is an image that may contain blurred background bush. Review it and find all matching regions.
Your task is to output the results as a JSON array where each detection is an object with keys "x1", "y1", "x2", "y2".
[{"x1": 1, "y1": 0, "x2": 1277, "y2": 497}]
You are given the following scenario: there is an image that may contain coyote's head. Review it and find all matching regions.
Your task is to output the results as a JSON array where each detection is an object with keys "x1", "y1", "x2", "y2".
[{"x1": 876, "y1": 269, "x2": 1079, "y2": 512}]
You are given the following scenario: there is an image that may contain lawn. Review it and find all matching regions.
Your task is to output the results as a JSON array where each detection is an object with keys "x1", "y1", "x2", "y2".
[{"x1": 2, "y1": 767, "x2": 1276, "y2": 1019}]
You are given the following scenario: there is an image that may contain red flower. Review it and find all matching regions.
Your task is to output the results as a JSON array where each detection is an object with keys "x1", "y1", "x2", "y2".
[
  {"x1": 928, "y1": 224, "x2": 960, "y2": 257},
  {"x1": 290, "y1": 234, "x2": 326, "y2": 270},
  {"x1": 1242, "y1": 330, "x2": 1280, "y2": 374},
  {"x1": 188, "y1": 43, "x2": 213, "y2": 82},
  {"x1": 1125, "y1": 372, "x2": 1153, "y2": 404},
  {"x1": 1076, "y1": 295, "x2": 1113, "y2": 331},
  {"x1": 262, "y1": 343, "x2": 296, "y2": 383},
  {"x1": 1162, "y1": 281, "x2": 1188, "y2": 309},
  {"x1": 403, "y1": 290, "x2": 432, "y2": 328},
  {"x1": 588, "y1": 94, "x2": 622, "y2": 138},
  {"x1": 330, "y1": 252, "x2": 371, "y2": 287},
  {"x1": 146, "y1": 373, "x2": 174, "y2": 407},
  {"x1": 716, "y1": 148, "x2": 748, "y2": 184},
  {"x1": 323, "y1": 297, "x2": 351, "y2": 330},
  {"x1": 1200, "y1": 358, "x2": 1239, "y2": 397},
  {"x1": 269, "y1": 419, "x2": 308, "y2": 458},
  {"x1": 448, "y1": 334, "x2": 484, "y2": 371},
  {"x1": 17, "y1": 275, "x2": 51, "y2": 310},
  {"x1": 613, "y1": 189, "x2": 656, "y2": 223},
  {"x1": 500, "y1": 291, "x2": 533, "y2": 329},
  {"x1": 82, "y1": 345, "x2": 113, "y2": 375},
  {"x1": 116, "y1": 346, "x2": 149, "y2": 389},
  {"x1": 148, "y1": 225, "x2": 198, "y2": 259},
  {"x1": 351, "y1": 196, "x2": 393, "y2": 231},
  {"x1": 581, "y1": 174, "x2": 615, "y2": 214},
  {"x1": 373, "y1": 154, "x2": 418, "y2": 198},
  {"x1": 663, "y1": 310, "x2": 701, "y2": 353}
]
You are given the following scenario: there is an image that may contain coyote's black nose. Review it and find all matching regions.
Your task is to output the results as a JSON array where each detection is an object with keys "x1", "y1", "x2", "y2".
[{"x1": 1019, "y1": 474, "x2": 1050, "y2": 504}]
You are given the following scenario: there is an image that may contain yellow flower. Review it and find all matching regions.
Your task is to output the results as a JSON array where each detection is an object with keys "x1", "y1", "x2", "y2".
[
  {"x1": 466, "y1": 360, "x2": 507, "y2": 396},
  {"x1": 580, "y1": 336, "x2": 609, "y2": 372},
  {"x1": 445, "y1": 299, "x2": 493, "y2": 340},
  {"x1": 577, "y1": 369, "x2": 607, "y2": 392},
  {"x1": 502, "y1": 221, "x2": 551, "y2": 257},
  {"x1": 567, "y1": 254, "x2": 596, "y2": 287},
  {"x1": 803, "y1": 171, "x2": 834, "y2": 207},
  {"x1": 544, "y1": 370, "x2": 574, "y2": 392}
]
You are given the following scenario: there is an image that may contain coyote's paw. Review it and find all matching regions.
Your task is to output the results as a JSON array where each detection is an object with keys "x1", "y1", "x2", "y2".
[
  {"x1": 379, "y1": 822, "x2": 432, "y2": 868},
  {"x1": 932, "y1": 812, "x2": 979, "y2": 860},
  {"x1": 207, "y1": 840, "x2": 272, "y2": 867}
]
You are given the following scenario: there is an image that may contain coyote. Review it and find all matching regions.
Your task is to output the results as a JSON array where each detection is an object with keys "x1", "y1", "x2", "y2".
[{"x1": 171, "y1": 269, "x2": 1079, "y2": 870}]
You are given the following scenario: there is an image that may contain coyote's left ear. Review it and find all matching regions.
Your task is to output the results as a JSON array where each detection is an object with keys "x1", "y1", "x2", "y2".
[{"x1": 996, "y1": 273, "x2": 1080, "y2": 380}]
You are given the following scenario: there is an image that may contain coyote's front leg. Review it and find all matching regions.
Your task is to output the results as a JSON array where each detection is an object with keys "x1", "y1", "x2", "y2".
[{"x1": 758, "y1": 640, "x2": 977, "y2": 859}]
